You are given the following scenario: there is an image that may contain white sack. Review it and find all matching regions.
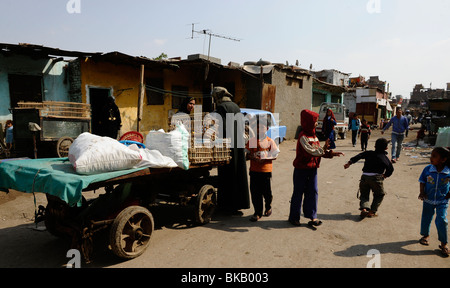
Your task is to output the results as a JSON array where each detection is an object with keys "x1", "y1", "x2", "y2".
[
  {"x1": 69, "y1": 132, "x2": 142, "y2": 175},
  {"x1": 127, "y1": 144, "x2": 178, "y2": 168},
  {"x1": 145, "y1": 125, "x2": 189, "y2": 170}
]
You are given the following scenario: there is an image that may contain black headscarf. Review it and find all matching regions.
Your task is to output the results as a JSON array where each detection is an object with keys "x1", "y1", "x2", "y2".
[{"x1": 178, "y1": 97, "x2": 195, "y2": 114}]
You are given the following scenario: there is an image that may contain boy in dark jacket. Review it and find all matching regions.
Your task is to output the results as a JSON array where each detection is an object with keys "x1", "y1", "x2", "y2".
[
  {"x1": 358, "y1": 119, "x2": 371, "y2": 151},
  {"x1": 344, "y1": 138, "x2": 394, "y2": 219}
]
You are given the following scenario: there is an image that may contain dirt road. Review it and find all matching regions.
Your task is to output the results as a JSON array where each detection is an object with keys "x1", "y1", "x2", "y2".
[{"x1": 0, "y1": 125, "x2": 448, "y2": 268}]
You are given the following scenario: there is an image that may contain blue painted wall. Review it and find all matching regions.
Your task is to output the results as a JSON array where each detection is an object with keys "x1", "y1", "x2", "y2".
[
  {"x1": 0, "y1": 54, "x2": 70, "y2": 124},
  {"x1": 312, "y1": 88, "x2": 343, "y2": 103}
]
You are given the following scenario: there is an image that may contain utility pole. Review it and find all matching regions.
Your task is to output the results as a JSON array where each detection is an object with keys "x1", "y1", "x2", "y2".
[{"x1": 190, "y1": 23, "x2": 241, "y2": 60}]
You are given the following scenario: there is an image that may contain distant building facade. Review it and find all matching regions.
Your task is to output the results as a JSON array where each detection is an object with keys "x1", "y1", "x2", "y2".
[{"x1": 409, "y1": 83, "x2": 449, "y2": 108}]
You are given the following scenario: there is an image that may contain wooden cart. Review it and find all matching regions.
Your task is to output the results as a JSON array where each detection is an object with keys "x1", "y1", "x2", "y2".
[
  {"x1": 1, "y1": 138, "x2": 231, "y2": 264},
  {"x1": 41, "y1": 164, "x2": 220, "y2": 264},
  {"x1": 11, "y1": 101, "x2": 91, "y2": 158}
]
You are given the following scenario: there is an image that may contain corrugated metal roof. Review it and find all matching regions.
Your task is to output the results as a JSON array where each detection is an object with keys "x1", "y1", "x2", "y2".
[
  {"x1": 313, "y1": 77, "x2": 348, "y2": 93},
  {"x1": 0, "y1": 43, "x2": 101, "y2": 58},
  {"x1": 89, "y1": 51, "x2": 179, "y2": 70}
]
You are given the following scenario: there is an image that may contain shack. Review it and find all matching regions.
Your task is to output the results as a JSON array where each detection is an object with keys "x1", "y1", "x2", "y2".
[{"x1": 0, "y1": 43, "x2": 99, "y2": 126}]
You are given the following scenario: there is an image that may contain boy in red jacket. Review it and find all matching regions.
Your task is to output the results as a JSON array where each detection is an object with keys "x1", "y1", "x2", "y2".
[{"x1": 289, "y1": 110, "x2": 344, "y2": 228}]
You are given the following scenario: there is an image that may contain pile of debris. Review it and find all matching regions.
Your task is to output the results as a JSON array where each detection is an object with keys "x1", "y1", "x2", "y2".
[{"x1": 403, "y1": 140, "x2": 433, "y2": 159}]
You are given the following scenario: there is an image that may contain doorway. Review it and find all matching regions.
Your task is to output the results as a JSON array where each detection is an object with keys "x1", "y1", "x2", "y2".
[
  {"x1": 8, "y1": 74, "x2": 43, "y2": 108},
  {"x1": 89, "y1": 87, "x2": 112, "y2": 136}
]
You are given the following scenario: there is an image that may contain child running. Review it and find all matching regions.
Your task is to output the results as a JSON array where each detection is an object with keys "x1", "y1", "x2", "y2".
[
  {"x1": 322, "y1": 108, "x2": 337, "y2": 150},
  {"x1": 245, "y1": 115, "x2": 280, "y2": 222},
  {"x1": 418, "y1": 147, "x2": 450, "y2": 257},
  {"x1": 344, "y1": 138, "x2": 394, "y2": 219},
  {"x1": 358, "y1": 119, "x2": 371, "y2": 151}
]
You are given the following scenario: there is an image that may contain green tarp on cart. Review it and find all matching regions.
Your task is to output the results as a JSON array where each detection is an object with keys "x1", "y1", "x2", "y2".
[{"x1": 0, "y1": 158, "x2": 145, "y2": 207}]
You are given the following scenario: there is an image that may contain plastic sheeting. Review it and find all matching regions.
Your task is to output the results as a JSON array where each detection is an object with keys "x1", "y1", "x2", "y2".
[
  {"x1": 436, "y1": 127, "x2": 450, "y2": 148},
  {"x1": 0, "y1": 158, "x2": 146, "y2": 207}
]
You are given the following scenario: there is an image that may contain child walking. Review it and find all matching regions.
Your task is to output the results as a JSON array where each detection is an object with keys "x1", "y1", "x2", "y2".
[
  {"x1": 289, "y1": 110, "x2": 344, "y2": 228},
  {"x1": 5, "y1": 120, "x2": 13, "y2": 157},
  {"x1": 349, "y1": 113, "x2": 361, "y2": 147},
  {"x1": 416, "y1": 124, "x2": 426, "y2": 147},
  {"x1": 322, "y1": 108, "x2": 337, "y2": 150},
  {"x1": 358, "y1": 119, "x2": 371, "y2": 151},
  {"x1": 418, "y1": 147, "x2": 450, "y2": 257},
  {"x1": 245, "y1": 115, "x2": 280, "y2": 222},
  {"x1": 344, "y1": 138, "x2": 394, "y2": 219}
]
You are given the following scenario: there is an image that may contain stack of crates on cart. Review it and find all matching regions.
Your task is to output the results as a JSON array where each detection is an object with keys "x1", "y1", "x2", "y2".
[
  {"x1": 170, "y1": 112, "x2": 232, "y2": 165},
  {"x1": 13, "y1": 101, "x2": 91, "y2": 158},
  {"x1": 189, "y1": 138, "x2": 213, "y2": 164},
  {"x1": 212, "y1": 138, "x2": 232, "y2": 164},
  {"x1": 17, "y1": 101, "x2": 91, "y2": 119}
]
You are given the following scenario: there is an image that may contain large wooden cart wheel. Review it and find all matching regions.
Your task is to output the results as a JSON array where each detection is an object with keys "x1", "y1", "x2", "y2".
[
  {"x1": 109, "y1": 206, "x2": 154, "y2": 259},
  {"x1": 194, "y1": 185, "x2": 217, "y2": 224},
  {"x1": 56, "y1": 136, "x2": 74, "y2": 158}
]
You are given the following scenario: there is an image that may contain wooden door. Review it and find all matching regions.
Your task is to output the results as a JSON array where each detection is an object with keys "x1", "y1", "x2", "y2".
[{"x1": 261, "y1": 84, "x2": 276, "y2": 113}]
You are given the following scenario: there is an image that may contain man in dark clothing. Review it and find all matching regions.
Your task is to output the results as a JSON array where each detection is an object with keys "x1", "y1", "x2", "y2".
[
  {"x1": 344, "y1": 138, "x2": 394, "y2": 219},
  {"x1": 99, "y1": 96, "x2": 122, "y2": 139},
  {"x1": 213, "y1": 87, "x2": 250, "y2": 214}
]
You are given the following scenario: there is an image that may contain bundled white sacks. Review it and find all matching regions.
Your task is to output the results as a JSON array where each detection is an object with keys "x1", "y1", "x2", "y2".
[
  {"x1": 145, "y1": 124, "x2": 190, "y2": 170},
  {"x1": 69, "y1": 127, "x2": 189, "y2": 175},
  {"x1": 127, "y1": 144, "x2": 177, "y2": 169},
  {"x1": 69, "y1": 132, "x2": 143, "y2": 175}
]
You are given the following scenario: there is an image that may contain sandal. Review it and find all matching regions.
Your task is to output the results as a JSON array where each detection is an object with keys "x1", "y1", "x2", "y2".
[
  {"x1": 367, "y1": 211, "x2": 377, "y2": 218},
  {"x1": 439, "y1": 245, "x2": 450, "y2": 257},
  {"x1": 360, "y1": 209, "x2": 369, "y2": 219},
  {"x1": 419, "y1": 236, "x2": 429, "y2": 246},
  {"x1": 308, "y1": 220, "x2": 323, "y2": 227},
  {"x1": 264, "y1": 209, "x2": 272, "y2": 217},
  {"x1": 250, "y1": 215, "x2": 261, "y2": 222},
  {"x1": 288, "y1": 219, "x2": 301, "y2": 226}
]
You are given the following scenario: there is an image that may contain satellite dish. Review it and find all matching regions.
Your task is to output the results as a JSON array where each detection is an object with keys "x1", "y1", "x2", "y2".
[{"x1": 256, "y1": 59, "x2": 271, "y2": 66}]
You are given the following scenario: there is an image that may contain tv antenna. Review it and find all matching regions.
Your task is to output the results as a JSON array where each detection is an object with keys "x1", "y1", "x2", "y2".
[{"x1": 189, "y1": 23, "x2": 241, "y2": 60}]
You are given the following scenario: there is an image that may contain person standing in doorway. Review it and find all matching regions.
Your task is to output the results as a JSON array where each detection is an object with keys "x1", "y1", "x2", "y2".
[
  {"x1": 99, "y1": 96, "x2": 122, "y2": 139},
  {"x1": 381, "y1": 108, "x2": 409, "y2": 163}
]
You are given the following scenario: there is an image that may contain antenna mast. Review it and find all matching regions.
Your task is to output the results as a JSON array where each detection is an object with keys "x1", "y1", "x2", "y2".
[{"x1": 190, "y1": 23, "x2": 241, "y2": 60}]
